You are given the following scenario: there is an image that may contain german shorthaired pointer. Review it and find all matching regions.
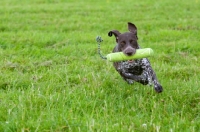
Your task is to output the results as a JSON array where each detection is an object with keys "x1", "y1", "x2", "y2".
[{"x1": 108, "y1": 22, "x2": 163, "y2": 93}]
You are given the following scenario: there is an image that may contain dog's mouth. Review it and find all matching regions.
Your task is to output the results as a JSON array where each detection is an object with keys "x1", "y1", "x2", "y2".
[
  {"x1": 128, "y1": 60, "x2": 134, "y2": 63},
  {"x1": 124, "y1": 53, "x2": 135, "y2": 63}
]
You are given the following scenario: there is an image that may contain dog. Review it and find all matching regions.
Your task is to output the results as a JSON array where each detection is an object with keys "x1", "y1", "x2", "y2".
[{"x1": 108, "y1": 22, "x2": 163, "y2": 93}]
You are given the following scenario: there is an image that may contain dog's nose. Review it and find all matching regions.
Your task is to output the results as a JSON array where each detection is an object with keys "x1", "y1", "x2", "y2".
[
  {"x1": 126, "y1": 51, "x2": 133, "y2": 56},
  {"x1": 124, "y1": 48, "x2": 136, "y2": 56}
]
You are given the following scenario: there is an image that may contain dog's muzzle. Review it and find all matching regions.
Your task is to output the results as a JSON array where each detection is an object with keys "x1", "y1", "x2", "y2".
[{"x1": 123, "y1": 46, "x2": 136, "y2": 56}]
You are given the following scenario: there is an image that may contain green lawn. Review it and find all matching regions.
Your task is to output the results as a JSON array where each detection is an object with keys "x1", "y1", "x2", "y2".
[{"x1": 0, "y1": 0, "x2": 199, "y2": 131}]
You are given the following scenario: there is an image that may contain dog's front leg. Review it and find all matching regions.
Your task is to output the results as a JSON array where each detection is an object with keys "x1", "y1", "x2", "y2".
[
  {"x1": 140, "y1": 59, "x2": 163, "y2": 93},
  {"x1": 120, "y1": 71, "x2": 149, "y2": 85},
  {"x1": 150, "y1": 72, "x2": 163, "y2": 93},
  {"x1": 124, "y1": 71, "x2": 163, "y2": 93}
]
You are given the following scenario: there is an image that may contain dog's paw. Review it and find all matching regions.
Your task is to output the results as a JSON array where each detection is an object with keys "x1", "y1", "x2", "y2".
[
  {"x1": 126, "y1": 79, "x2": 134, "y2": 84},
  {"x1": 154, "y1": 84, "x2": 163, "y2": 93}
]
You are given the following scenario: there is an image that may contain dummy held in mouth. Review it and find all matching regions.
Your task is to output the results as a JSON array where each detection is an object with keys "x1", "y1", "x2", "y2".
[
  {"x1": 106, "y1": 48, "x2": 154, "y2": 62},
  {"x1": 96, "y1": 36, "x2": 154, "y2": 62}
]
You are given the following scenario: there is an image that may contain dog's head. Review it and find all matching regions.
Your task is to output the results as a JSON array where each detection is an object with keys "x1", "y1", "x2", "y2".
[{"x1": 108, "y1": 22, "x2": 139, "y2": 56}]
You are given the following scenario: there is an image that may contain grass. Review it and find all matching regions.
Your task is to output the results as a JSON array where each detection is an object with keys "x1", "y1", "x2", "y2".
[{"x1": 0, "y1": 0, "x2": 199, "y2": 131}]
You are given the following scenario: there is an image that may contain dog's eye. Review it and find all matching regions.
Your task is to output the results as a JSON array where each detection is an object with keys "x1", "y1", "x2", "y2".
[
  {"x1": 120, "y1": 41, "x2": 126, "y2": 46},
  {"x1": 130, "y1": 40, "x2": 138, "y2": 47},
  {"x1": 130, "y1": 40, "x2": 135, "y2": 43}
]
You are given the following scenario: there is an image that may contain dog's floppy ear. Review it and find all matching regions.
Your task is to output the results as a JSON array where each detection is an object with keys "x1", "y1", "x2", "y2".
[
  {"x1": 108, "y1": 30, "x2": 121, "y2": 42},
  {"x1": 128, "y1": 22, "x2": 138, "y2": 39}
]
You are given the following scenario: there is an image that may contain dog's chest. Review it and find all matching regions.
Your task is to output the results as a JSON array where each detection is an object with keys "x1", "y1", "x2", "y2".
[{"x1": 117, "y1": 58, "x2": 149, "y2": 75}]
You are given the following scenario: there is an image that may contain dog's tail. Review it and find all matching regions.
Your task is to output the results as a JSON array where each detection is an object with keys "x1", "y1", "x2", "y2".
[{"x1": 96, "y1": 36, "x2": 107, "y2": 60}]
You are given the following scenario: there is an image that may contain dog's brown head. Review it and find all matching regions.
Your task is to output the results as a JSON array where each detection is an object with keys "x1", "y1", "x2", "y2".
[{"x1": 108, "y1": 22, "x2": 139, "y2": 56}]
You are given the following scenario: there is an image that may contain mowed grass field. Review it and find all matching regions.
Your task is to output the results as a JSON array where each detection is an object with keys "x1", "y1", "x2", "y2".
[{"x1": 0, "y1": 0, "x2": 200, "y2": 131}]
